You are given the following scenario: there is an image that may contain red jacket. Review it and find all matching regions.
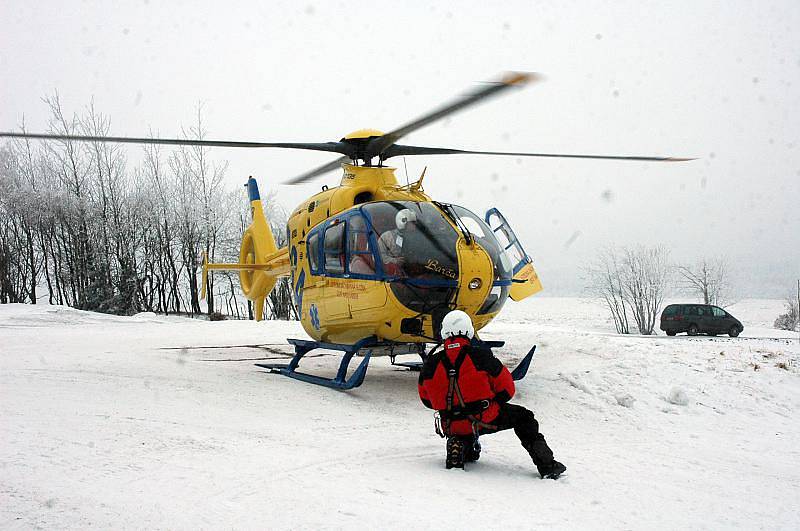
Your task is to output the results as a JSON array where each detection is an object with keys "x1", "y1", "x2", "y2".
[{"x1": 418, "y1": 337, "x2": 515, "y2": 435}]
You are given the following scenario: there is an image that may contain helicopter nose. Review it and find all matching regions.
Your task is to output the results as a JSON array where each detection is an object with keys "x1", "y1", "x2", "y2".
[{"x1": 453, "y1": 242, "x2": 494, "y2": 314}]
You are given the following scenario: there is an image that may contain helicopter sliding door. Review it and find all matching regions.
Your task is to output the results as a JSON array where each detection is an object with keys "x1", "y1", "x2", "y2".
[
  {"x1": 321, "y1": 221, "x2": 351, "y2": 320},
  {"x1": 342, "y1": 212, "x2": 387, "y2": 316},
  {"x1": 305, "y1": 211, "x2": 388, "y2": 339},
  {"x1": 485, "y1": 208, "x2": 542, "y2": 301}
]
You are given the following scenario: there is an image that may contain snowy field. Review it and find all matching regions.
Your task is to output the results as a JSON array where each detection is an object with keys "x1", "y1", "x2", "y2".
[{"x1": 1, "y1": 298, "x2": 799, "y2": 529}]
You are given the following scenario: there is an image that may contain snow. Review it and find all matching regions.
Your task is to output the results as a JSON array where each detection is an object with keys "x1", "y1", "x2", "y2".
[{"x1": 1, "y1": 298, "x2": 799, "y2": 529}]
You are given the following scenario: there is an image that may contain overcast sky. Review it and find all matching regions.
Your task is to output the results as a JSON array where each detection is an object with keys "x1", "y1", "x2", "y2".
[{"x1": 2, "y1": 0, "x2": 798, "y2": 297}]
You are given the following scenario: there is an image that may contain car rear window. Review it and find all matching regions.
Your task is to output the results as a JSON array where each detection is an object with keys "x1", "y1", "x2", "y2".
[{"x1": 663, "y1": 305, "x2": 679, "y2": 316}]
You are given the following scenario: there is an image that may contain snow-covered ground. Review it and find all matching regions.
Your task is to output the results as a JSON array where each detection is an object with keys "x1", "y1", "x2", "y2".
[{"x1": 1, "y1": 298, "x2": 799, "y2": 529}]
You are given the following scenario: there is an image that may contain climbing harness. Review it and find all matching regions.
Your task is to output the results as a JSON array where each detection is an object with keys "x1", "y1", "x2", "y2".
[{"x1": 433, "y1": 342, "x2": 497, "y2": 438}]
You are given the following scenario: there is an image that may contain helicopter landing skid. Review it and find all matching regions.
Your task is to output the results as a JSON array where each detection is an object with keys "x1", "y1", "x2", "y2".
[
  {"x1": 469, "y1": 340, "x2": 536, "y2": 381},
  {"x1": 254, "y1": 337, "x2": 377, "y2": 390},
  {"x1": 510, "y1": 345, "x2": 536, "y2": 381}
]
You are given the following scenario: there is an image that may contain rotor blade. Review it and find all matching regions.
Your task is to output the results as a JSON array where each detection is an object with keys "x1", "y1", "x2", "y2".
[
  {"x1": 382, "y1": 144, "x2": 695, "y2": 162},
  {"x1": 0, "y1": 131, "x2": 352, "y2": 155},
  {"x1": 283, "y1": 155, "x2": 351, "y2": 184},
  {"x1": 365, "y1": 72, "x2": 539, "y2": 159}
]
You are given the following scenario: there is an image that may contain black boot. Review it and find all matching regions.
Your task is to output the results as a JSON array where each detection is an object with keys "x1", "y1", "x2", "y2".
[
  {"x1": 537, "y1": 460, "x2": 567, "y2": 480},
  {"x1": 464, "y1": 436, "x2": 481, "y2": 463},
  {"x1": 446, "y1": 437, "x2": 465, "y2": 469}
]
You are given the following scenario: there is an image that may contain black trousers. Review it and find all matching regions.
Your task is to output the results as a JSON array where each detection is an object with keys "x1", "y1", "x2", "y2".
[{"x1": 459, "y1": 402, "x2": 555, "y2": 466}]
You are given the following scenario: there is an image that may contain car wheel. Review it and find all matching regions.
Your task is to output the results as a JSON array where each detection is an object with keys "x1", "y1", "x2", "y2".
[
  {"x1": 666, "y1": 330, "x2": 676, "y2": 336},
  {"x1": 729, "y1": 326, "x2": 740, "y2": 338},
  {"x1": 687, "y1": 324, "x2": 699, "y2": 336}
]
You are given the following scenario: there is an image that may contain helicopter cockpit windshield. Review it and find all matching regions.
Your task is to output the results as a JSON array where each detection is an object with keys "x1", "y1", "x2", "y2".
[{"x1": 361, "y1": 201, "x2": 460, "y2": 313}]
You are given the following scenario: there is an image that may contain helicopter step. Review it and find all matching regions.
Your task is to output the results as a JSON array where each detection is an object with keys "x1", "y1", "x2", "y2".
[{"x1": 254, "y1": 337, "x2": 378, "y2": 390}]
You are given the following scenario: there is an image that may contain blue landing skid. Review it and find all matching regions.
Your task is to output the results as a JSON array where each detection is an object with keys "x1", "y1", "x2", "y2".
[
  {"x1": 473, "y1": 339, "x2": 536, "y2": 381},
  {"x1": 510, "y1": 345, "x2": 536, "y2": 381},
  {"x1": 254, "y1": 337, "x2": 377, "y2": 391}
]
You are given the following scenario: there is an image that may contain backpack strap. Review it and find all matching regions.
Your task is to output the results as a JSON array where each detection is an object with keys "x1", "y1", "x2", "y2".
[
  {"x1": 439, "y1": 346, "x2": 472, "y2": 436},
  {"x1": 440, "y1": 345, "x2": 498, "y2": 435}
]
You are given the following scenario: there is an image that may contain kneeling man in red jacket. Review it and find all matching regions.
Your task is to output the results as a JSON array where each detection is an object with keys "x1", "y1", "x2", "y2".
[{"x1": 418, "y1": 310, "x2": 566, "y2": 479}]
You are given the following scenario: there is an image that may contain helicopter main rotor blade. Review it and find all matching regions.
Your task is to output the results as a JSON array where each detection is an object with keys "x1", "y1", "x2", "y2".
[
  {"x1": 283, "y1": 155, "x2": 351, "y2": 184},
  {"x1": 382, "y1": 144, "x2": 694, "y2": 162},
  {"x1": 0, "y1": 131, "x2": 353, "y2": 155},
  {"x1": 364, "y1": 72, "x2": 539, "y2": 159}
]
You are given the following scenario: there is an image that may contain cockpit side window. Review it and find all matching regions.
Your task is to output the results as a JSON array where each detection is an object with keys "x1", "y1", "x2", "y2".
[
  {"x1": 347, "y1": 214, "x2": 377, "y2": 277},
  {"x1": 323, "y1": 222, "x2": 345, "y2": 275},
  {"x1": 307, "y1": 231, "x2": 321, "y2": 274}
]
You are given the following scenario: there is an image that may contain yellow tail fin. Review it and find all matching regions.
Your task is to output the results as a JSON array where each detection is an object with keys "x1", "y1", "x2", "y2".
[{"x1": 201, "y1": 177, "x2": 289, "y2": 320}]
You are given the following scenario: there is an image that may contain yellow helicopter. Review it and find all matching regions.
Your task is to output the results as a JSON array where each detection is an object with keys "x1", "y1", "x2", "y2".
[{"x1": 0, "y1": 72, "x2": 690, "y2": 389}]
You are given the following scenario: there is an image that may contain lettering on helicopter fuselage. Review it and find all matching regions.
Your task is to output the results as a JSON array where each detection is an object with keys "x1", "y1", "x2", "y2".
[
  {"x1": 325, "y1": 278, "x2": 367, "y2": 300},
  {"x1": 336, "y1": 290, "x2": 360, "y2": 300},
  {"x1": 425, "y1": 259, "x2": 457, "y2": 279},
  {"x1": 343, "y1": 172, "x2": 356, "y2": 180}
]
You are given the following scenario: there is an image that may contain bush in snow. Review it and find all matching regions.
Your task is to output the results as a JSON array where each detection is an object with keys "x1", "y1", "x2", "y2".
[{"x1": 774, "y1": 295, "x2": 799, "y2": 332}]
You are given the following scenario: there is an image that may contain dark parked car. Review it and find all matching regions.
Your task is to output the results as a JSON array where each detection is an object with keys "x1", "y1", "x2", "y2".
[{"x1": 660, "y1": 304, "x2": 744, "y2": 337}]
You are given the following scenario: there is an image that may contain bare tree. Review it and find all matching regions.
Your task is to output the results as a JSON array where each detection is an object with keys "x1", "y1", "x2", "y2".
[
  {"x1": 677, "y1": 257, "x2": 732, "y2": 307},
  {"x1": 621, "y1": 246, "x2": 670, "y2": 335},
  {"x1": 587, "y1": 247, "x2": 630, "y2": 334},
  {"x1": 0, "y1": 144, "x2": 34, "y2": 303},
  {"x1": 1, "y1": 96, "x2": 298, "y2": 322},
  {"x1": 169, "y1": 104, "x2": 229, "y2": 317},
  {"x1": 139, "y1": 139, "x2": 184, "y2": 314},
  {"x1": 587, "y1": 245, "x2": 670, "y2": 335}
]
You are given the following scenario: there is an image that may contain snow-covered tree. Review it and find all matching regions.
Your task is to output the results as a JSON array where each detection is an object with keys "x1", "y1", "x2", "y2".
[
  {"x1": 1, "y1": 96, "x2": 296, "y2": 321},
  {"x1": 587, "y1": 247, "x2": 630, "y2": 334},
  {"x1": 588, "y1": 245, "x2": 671, "y2": 335}
]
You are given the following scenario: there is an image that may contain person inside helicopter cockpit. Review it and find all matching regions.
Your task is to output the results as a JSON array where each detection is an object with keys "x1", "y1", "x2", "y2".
[
  {"x1": 377, "y1": 208, "x2": 417, "y2": 276},
  {"x1": 362, "y1": 201, "x2": 460, "y2": 313}
]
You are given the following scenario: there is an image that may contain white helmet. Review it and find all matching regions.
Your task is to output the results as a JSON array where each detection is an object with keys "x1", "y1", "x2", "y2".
[
  {"x1": 395, "y1": 208, "x2": 417, "y2": 230},
  {"x1": 440, "y1": 309, "x2": 474, "y2": 340}
]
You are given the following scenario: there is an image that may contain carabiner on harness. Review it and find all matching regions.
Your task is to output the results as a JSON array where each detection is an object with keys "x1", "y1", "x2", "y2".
[{"x1": 434, "y1": 411, "x2": 446, "y2": 438}]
